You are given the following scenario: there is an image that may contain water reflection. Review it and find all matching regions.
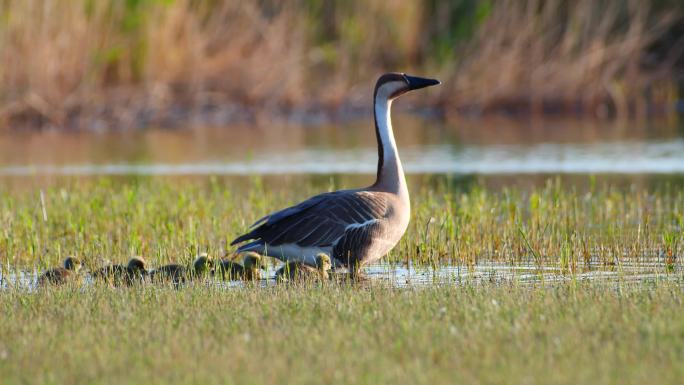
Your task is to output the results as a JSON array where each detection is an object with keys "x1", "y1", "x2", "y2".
[{"x1": 1, "y1": 117, "x2": 683, "y2": 175}]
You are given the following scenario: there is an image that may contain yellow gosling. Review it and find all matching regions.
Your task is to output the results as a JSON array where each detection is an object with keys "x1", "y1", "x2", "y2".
[
  {"x1": 218, "y1": 252, "x2": 266, "y2": 281},
  {"x1": 276, "y1": 253, "x2": 332, "y2": 283}
]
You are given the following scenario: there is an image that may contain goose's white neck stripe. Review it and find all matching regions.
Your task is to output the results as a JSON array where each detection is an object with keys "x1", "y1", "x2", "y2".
[
  {"x1": 373, "y1": 81, "x2": 408, "y2": 196},
  {"x1": 375, "y1": 97, "x2": 397, "y2": 163}
]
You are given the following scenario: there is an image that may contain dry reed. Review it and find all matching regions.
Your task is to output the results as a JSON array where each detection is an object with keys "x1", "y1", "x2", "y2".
[{"x1": 0, "y1": 0, "x2": 680, "y2": 129}]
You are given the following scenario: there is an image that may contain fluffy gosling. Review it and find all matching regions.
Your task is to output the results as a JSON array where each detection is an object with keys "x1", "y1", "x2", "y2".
[
  {"x1": 275, "y1": 253, "x2": 332, "y2": 283},
  {"x1": 38, "y1": 256, "x2": 83, "y2": 286},
  {"x1": 150, "y1": 254, "x2": 214, "y2": 285},
  {"x1": 91, "y1": 256, "x2": 148, "y2": 286},
  {"x1": 218, "y1": 252, "x2": 266, "y2": 281}
]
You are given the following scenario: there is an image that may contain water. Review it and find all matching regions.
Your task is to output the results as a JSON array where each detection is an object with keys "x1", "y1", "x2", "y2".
[
  {"x1": 362, "y1": 260, "x2": 683, "y2": 287},
  {"x1": 1, "y1": 117, "x2": 683, "y2": 177},
  {"x1": 3, "y1": 259, "x2": 682, "y2": 291},
  {"x1": 2, "y1": 140, "x2": 684, "y2": 176}
]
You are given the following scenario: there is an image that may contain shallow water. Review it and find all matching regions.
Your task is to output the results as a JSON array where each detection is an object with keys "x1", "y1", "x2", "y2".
[
  {"x1": 3, "y1": 258, "x2": 681, "y2": 291},
  {"x1": 362, "y1": 260, "x2": 683, "y2": 287}
]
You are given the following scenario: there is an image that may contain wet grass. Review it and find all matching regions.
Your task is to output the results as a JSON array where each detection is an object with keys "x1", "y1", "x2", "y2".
[
  {"x1": 0, "y1": 176, "x2": 682, "y2": 272},
  {"x1": 0, "y1": 282, "x2": 683, "y2": 384}
]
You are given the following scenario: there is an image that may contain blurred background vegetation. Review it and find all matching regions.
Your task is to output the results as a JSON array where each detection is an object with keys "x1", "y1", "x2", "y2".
[{"x1": 0, "y1": 0, "x2": 682, "y2": 130}]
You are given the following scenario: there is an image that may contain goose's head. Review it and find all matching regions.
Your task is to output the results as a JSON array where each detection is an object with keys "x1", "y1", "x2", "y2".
[
  {"x1": 193, "y1": 253, "x2": 214, "y2": 275},
  {"x1": 64, "y1": 256, "x2": 82, "y2": 272},
  {"x1": 375, "y1": 73, "x2": 440, "y2": 101},
  {"x1": 127, "y1": 256, "x2": 147, "y2": 274},
  {"x1": 315, "y1": 253, "x2": 332, "y2": 272}
]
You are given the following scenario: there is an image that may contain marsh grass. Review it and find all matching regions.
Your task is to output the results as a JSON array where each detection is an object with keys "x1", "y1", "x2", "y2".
[
  {"x1": 0, "y1": 176, "x2": 682, "y2": 274},
  {"x1": 0, "y1": 282, "x2": 683, "y2": 384},
  {"x1": 0, "y1": 176, "x2": 683, "y2": 383}
]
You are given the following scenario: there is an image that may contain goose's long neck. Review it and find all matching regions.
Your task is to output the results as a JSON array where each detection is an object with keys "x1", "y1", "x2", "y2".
[{"x1": 372, "y1": 93, "x2": 408, "y2": 197}]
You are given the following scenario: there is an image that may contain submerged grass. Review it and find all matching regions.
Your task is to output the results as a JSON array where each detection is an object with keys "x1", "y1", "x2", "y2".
[
  {"x1": 0, "y1": 176, "x2": 682, "y2": 272},
  {"x1": 0, "y1": 282, "x2": 683, "y2": 384}
]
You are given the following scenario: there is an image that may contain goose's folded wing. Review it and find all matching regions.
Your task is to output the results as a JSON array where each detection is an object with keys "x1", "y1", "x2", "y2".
[{"x1": 231, "y1": 191, "x2": 387, "y2": 248}]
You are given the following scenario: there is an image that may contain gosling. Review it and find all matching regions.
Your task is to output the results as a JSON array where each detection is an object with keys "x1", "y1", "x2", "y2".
[
  {"x1": 218, "y1": 252, "x2": 266, "y2": 281},
  {"x1": 275, "y1": 253, "x2": 332, "y2": 283},
  {"x1": 38, "y1": 256, "x2": 83, "y2": 286},
  {"x1": 150, "y1": 254, "x2": 214, "y2": 285},
  {"x1": 91, "y1": 256, "x2": 148, "y2": 286}
]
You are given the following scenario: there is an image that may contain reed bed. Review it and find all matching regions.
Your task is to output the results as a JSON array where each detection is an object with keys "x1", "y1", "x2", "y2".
[
  {"x1": 0, "y1": 0, "x2": 681, "y2": 129},
  {"x1": 0, "y1": 176, "x2": 681, "y2": 272}
]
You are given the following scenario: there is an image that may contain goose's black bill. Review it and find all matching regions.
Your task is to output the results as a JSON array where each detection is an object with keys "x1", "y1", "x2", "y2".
[{"x1": 405, "y1": 75, "x2": 440, "y2": 90}]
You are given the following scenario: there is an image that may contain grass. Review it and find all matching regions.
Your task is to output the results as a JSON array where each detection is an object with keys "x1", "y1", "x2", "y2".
[
  {"x1": 0, "y1": 0, "x2": 681, "y2": 129},
  {"x1": 0, "y1": 176, "x2": 682, "y2": 383},
  {"x1": 0, "y1": 282, "x2": 682, "y2": 384},
  {"x1": 0, "y1": 176, "x2": 682, "y2": 272}
]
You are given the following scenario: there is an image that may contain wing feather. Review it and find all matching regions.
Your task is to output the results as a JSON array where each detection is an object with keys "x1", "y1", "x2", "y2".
[
  {"x1": 231, "y1": 190, "x2": 388, "y2": 249},
  {"x1": 332, "y1": 220, "x2": 386, "y2": 267}
]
